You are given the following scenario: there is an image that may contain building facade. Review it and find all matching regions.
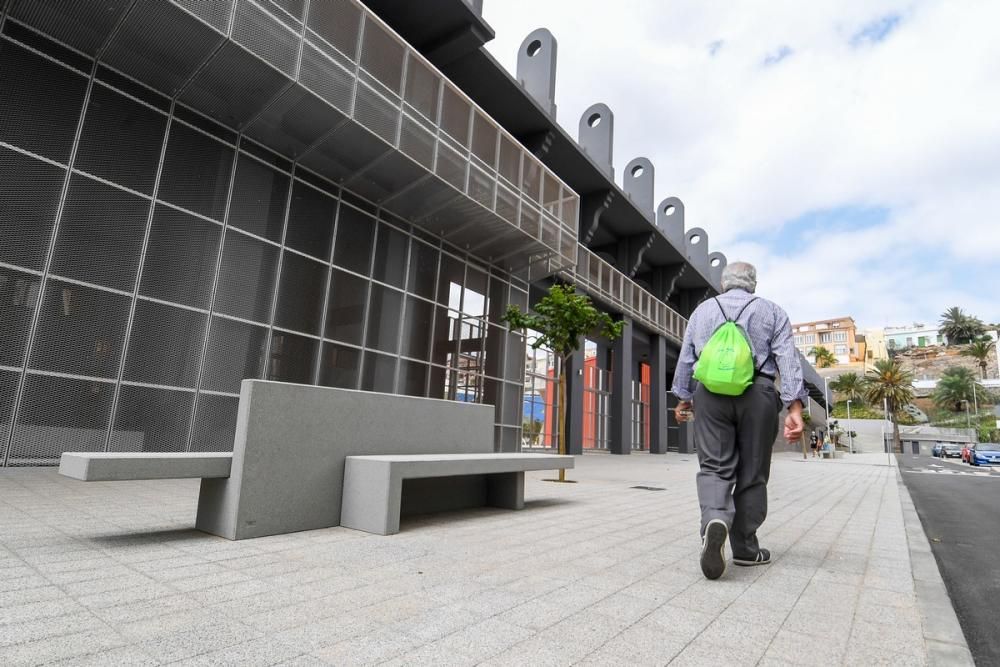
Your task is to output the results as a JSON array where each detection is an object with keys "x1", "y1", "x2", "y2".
[
  {"x1": 0, "y1": 0, "x2": 824, "y2": 466},
  {"x1": 792, "y1": 316, "x2": 860, "y2": 365}
]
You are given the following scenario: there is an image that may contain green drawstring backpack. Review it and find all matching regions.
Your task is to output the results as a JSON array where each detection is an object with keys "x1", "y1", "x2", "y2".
[{"x1": 693, "y1": 298, "x2": 758, "y2": 396}]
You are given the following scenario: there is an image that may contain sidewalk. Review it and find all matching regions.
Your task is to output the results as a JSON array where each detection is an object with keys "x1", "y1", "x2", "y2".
[{"x1": 0, "y1": 452, "x2": 971, "y2": 666}]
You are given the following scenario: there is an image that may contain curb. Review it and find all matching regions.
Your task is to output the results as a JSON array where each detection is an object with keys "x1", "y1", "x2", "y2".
[{"x1": 895, "y1": 468, "x2": 975, "y2": 666}]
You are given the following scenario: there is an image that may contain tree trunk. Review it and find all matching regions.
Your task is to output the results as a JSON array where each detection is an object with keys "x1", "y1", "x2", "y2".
[
  {"x1": 557, "y1": 356, "x2": 568, "y2": 482},
  {"x1": 892, "y1": 418, "x2": 901, "y2": 454}
]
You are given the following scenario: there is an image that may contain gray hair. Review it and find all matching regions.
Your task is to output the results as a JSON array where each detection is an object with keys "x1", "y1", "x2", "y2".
[{"x1": 720, "y1": 261, "x2": 757, "y2": 293}]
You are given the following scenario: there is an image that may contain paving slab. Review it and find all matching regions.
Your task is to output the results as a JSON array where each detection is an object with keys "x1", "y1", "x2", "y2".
[{"x1": 0, "y1": 452, "x2": 968, "y2": 665}]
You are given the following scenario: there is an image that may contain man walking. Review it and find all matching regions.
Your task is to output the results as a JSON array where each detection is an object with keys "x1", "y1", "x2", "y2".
[{"x1": 671, "y1": 262, "x2": 807, "y2": 580}]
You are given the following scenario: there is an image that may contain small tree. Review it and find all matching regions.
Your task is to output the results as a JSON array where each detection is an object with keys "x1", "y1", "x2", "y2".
[
  {"x1": 961, "y1": 337, "x2": 996, "y2": 379},
  {"x1": 809, "y1": 346, "x2": 837, "y2": 368},
  {"x1": 933, "y1": 366, "x2": 979, "y2": 412},
  {"x1": 865, "y1": 358, "x2": 915, "y2": 453},
  {"x1": 503, "y1": 284, "x2": 624, "y2": 481},
  {"x1": 830, "y1": 372, "x2": 865, "y2": 402}
]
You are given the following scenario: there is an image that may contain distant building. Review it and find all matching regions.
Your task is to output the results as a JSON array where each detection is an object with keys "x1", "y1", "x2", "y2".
[
  {"x1": 792, "y1": 317, "x2": 860, "y2": 364},
  {"x1": 883, "y1": 325, "x2": 947, "y2": 351}
]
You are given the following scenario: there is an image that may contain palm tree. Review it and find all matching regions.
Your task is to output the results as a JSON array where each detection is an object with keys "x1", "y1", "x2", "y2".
[
  {"x1": 809, "y1": 346, "x2": 837, "y2": 368},
  {"x1": 932, "y1": 367, "x2": 979, "y2": 412},
  {"x1": 829, "y1": 372, "x2": 865, "y2": 402},
  {"x1": 864, "y1": 358, "x2": 914, "y2": 453},
  {"x1": 961, "y1": 338, "x2": 996, "y2": 379},
  {"x1": 939, "y1": 307, "x2": 986, "y2": 345}
]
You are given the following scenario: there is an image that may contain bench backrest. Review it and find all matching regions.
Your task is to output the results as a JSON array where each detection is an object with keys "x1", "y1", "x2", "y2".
[{"x1": 195, "y1": 380, "x2": 494, "y2": 539}]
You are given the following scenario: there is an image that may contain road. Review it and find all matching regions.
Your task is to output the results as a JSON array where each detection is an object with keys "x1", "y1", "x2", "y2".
[{"x1": 896, "y1": 454, "x2": 1000, "y2": 665}]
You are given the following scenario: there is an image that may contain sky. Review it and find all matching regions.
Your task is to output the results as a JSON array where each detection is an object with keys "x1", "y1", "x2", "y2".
[{"x1": 481, "y1": 0, "x2": 1000, "y2": 331}]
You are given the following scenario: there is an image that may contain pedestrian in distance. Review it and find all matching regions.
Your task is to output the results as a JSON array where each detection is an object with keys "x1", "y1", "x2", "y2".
[
  {"x1": 671, "y1": 261, "x2": 808, "y2": 580},
  {"x1": 810, "y1": 431, "x2": 818, "y2": 457}
]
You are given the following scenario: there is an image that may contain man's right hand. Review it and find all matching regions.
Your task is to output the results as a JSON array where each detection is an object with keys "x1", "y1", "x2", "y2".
[
  {"x1": 784, "y1": 401, "x2": 805, "y2": 442},
  {"x1": 674, "y1": 400, "x2": 694, "y2": 423}
]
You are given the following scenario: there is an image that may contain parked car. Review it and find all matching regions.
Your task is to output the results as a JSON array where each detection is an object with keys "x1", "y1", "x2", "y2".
[
  {"x1": 940, "y1": 444, "x2": 963, "y2": 459},
  {"x1": 968, "y1": 443, "x2": 1000, "y2": 467},
  {"x1": 932, "y1": 443, "x2": 945, "y2": 457}
]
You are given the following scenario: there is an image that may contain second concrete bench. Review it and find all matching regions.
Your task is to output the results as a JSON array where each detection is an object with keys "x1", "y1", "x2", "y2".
[{"x1": 340, "y1": 453, "x2": 574, "y2": 535}]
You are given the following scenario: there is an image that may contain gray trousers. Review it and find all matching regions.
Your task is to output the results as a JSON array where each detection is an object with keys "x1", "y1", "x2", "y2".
[{"x1": 693, "y1": 377, "x2": 781, "y2": 559}]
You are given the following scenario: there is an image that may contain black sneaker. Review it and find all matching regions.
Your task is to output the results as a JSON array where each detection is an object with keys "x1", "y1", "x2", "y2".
[
  {"x1": 700, "y1": 519, "x2": 728, "y2": 580},
  {"x1": 733, "y1": 548, "x2": 771, "y2": 566}
]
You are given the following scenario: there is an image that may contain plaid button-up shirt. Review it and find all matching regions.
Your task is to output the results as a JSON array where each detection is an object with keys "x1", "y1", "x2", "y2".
[{"x1": 671, "y1": 288, "x2": 809, "y2": 408}]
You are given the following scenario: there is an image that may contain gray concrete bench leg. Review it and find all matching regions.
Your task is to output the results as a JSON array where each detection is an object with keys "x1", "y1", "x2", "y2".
[
  {"x1": 341, "y1": 460, "x2": 400, "y2": 536},
  {"x1": 486, "y1": 471, "x2": 524, "y2": 510}
]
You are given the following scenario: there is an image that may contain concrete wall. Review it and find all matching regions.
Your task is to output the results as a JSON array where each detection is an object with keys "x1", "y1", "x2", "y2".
[{"x1": 196, "y1": 381, "x2": 494, "y2": 539}]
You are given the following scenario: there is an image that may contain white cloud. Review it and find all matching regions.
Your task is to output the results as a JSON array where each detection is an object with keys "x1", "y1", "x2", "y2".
[{"x1": 482, "y1": 0, "x2": 1000, "y2": 328}]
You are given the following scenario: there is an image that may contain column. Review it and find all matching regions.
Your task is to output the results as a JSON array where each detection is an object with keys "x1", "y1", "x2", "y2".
[
  {"x1": 649, "y1": 335, "x2": 668, "y2": 454},
  {"x1": 563, "y1": 345, "x2": 586, "y2": 455},
  {"x1": 609, "y1": 317, "x2": 633, "y2": 455}
]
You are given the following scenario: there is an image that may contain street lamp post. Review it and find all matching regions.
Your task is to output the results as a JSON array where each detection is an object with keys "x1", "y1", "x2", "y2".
[{"x1": 846, "y1": 399, "x2": 854, "y2": 454}]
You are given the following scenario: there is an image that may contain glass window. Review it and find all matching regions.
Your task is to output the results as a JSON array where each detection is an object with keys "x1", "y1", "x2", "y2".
[
  {"x1": 325, "y1": 269, "x2": 368, "y2": 345},
  {"x1": 285, "y1": 180, "x2": 336, "y2": 259},
  {"x1": 372, "y1": 221, "x2": 408, "y2": 288},
  {"x1": 407, "y1": 240, "x2": 438, "y2": 300},
  {"x1": 0, "y1": 147, "x2": 66, "y2": 272},
  {"x1": 437, "y1": 253, "x2": 465, "y2": 308},
  {"x1": 267, "y1": 331, "x2": 317, "y2": 384},
  {"x1": 51, "y1": 175, "x2": 149, "y2": 292},
  {"x1": 201, "y1": 316, "x2": 268, "y2": 393},
  {"x1": 399, "y1": 295, "x2": 434, "y2": 361},
  {"x1": 227, "y1": 154, "x2": 290, "y2": 242},
  {"x1": 398, "y1": 359, "x2": 428, "y2": 397},
  {"x1": 124, "y1": 300, "x2": 207, "y2": 388},
  {"x1": 29, "y1": 280, "x2": 130, "y2": 379},
  {"x1": 140, "y1": 205, "x2": 222, "y2": 310},
  {"x1": 158, "y1": 121, "x2": 234, "y2": 221},
  {"x1": 214, "y1": 231, "x2": 280, "y2": 323},
  {"x1": 333, "y1": 204, "x2": 375, "y2": 275},
  {"x1": 365, "y1": 284, "x2": 403, "y2": 354},
  {"x1": 318, "y1": 341, "x2": 360, "y2": 389},
  {"x1": 273, "y1": 253, "x2": 328, "y2": 336},
  {"x1": 110, "y1": 386, "x2": 194, "y2": 452},
  {"x1": 361, "y1": 351, "x2": 396, "y2": 392}
]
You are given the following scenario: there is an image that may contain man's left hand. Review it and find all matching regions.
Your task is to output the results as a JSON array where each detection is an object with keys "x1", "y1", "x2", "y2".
[{"x1": 674, "y1": 400, "x2": 694, "y2": 423}]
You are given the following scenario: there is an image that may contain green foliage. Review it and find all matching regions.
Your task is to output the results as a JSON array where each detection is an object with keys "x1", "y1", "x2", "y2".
[
  {"x1": 521, "y1": 419, "x2": 543, "y2": 447},
  {"x1": 502, "y1": 284, "x2": 624, "y2": 360},
  {"x1": 961, "y1": 337, "x2": 996, "y2": 378},
  {"x1": 809, "y1": 346, "x2": 837, "y2": 368},
  {"x1": 829, "y1": 372, "x2": 865, "y2": 402},
  {"x1": 933, "y1": 366, "x2": 980, "y2": 411},
  {"x1": 829, "y1": 400, "x2": 885, "y2": 420},
  {"x1": 865, "y1": 358, "x2": 915, "y2": 451},
  {"x1": 939, "y1": 306, "x2": 986, "y2": 345}
]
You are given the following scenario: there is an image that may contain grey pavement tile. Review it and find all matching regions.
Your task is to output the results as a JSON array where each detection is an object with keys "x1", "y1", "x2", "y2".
[
  {"x1": 270, "y1": 615, "x2": 377, "y2": 654},
  {"x1": 0, "y1": 628, "x2": 126, "y2": 666},
  {"x1": 272, "y1": 655, "x2": 330, "y2": 667},
  {"x1": 431, "y1": 616, "x2": 535, "y2": 661},
  {"x1": 843, "y1": 642, "x2": 928, "y2": 666},
  {"x1": 495, "y1": 596, "x2": 573, "y2": 631},
  {"x1": 386, "y1": 602, "x2": 482, "y2": 642},
  {"x1": 763, "y1": 629, "x2": 845, "y2": 665},
  {"x1": 0, "y1": 611, "x2": 99, "y2": 649},
  {"x1": 849, "y1": 618, "x2": 925, "y2": 658},
  {"x1": 170, "y1": 637, "x2": 304, "y2": 666},
  {"x1": 49, "y1": 645, "x2": 160, "y2": 666},
  {"x1": 135, "y1": 618, "x2": 264, "y2": 664},
  {"x1": 189, "y1": 579, "x2": 275, "y2": 606},
  {"x1": 0, "y1": 597, "x2": 88, "y2": 626},
  {"x1": 0, "y1": 583, "x2": 66, "y2": 607},
  {"x1": 667, "y1": 634, "x2": 769, "y2": 666},
  {"x1": 44, "y1": 563, "x2": 137, "y2": 586},
  {"x1": 91, "y1": 593, "x2": 204, "y2": 625},
  {"x1": 311, "y1": 628, "x2": 422, "y2": 665},
  {"x1": 576, "y1": 618, "x2": 689, "y2": 666},
  {"x1": 76, "y1": 581, "x2": 179, "y2": 610}
]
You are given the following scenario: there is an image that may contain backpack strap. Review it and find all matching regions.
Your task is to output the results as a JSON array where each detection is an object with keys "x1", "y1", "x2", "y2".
[
  {"x1": 733, "y1": 296, "x2": 758, "y2": 323},
  {"x1": 713, "y1": 297, "x2": 730, "y2": 321}
]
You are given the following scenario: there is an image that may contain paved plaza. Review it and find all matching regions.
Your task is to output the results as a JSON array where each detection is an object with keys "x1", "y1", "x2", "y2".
[{"x1": 0, "y1": 452, "x2": 971, "y2": 666}]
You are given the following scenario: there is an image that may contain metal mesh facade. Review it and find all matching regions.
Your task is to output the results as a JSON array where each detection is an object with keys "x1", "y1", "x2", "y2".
[{"x1": 0, "y1": 13, "x2": 530, "y2": 465}]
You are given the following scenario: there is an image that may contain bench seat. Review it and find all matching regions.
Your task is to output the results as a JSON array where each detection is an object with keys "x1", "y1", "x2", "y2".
[
  {"x1": 341, "y1": 453, "x2": 573, "y2": 535},
  {"x1": 59, "y1": 452, "x2": 233, "y2": 481}
]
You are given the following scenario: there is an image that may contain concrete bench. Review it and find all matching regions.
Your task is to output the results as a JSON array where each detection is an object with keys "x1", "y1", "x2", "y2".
[
  {"x1": 340, "y1": 453, "x2": 574, "y2": 535},
  {"x1": 59, "y1": 452, "x2": 232, "y2": 481}
]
